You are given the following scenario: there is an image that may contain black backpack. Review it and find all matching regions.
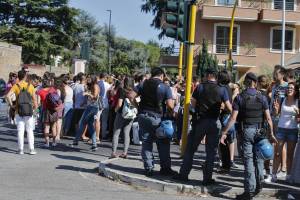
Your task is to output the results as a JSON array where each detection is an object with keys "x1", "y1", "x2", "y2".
[{"x1": 17, "y1": 83, "x2": 33, "y2": 117}]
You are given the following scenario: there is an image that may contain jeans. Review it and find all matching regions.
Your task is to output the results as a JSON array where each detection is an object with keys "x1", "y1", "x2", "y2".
[
  {"x1": 138, "y1": 113, "x2": 171, "y2": 170},
  {"x1": 15, "y1": 115, "x2": 35, "y2": 150},
  {"x1": 101, "y1": 107, "x2": 109, "y2": 138},
  {"x1": 180, "y1": 118, "x2": 221, "y2": 181},
  {"x1": 112, "y1": 113, "x2": 134, "y2": 154},
  {"x1": 242, "y1": 127, "x2": 264, "y2": 193},
  {"x1": 74, "y1": 105, "x2": 98, "y2": 147},
  {"x1": 63, "y1": 102, "x2": 73, "y2": 117},
  {"x1": 63, "y1": 109, "x2": 73, "y2": 134}
]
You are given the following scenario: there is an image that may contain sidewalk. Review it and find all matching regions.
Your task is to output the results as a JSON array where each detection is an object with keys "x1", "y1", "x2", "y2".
[{"x1": 98, "y1": 147, "x2": 300, "y2": 198}]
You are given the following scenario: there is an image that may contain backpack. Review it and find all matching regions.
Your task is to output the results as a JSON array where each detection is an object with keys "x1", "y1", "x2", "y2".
[
  {"x1": 122, "y1": 98, "x2": 137, "y2": 119},
  {"x1": 17, "y1": 83, "x2": 33, "y2": 117},
  {"x1": 46, "y1": 89, "x2": 61, "y2": 111}
]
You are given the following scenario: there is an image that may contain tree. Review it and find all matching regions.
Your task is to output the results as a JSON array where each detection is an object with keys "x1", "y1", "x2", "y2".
[
  {"x1": 197, "y1": 39, "x2": 219, "y2": 79},
  {"x1": 141, "y1": 0, "x2": 166, "y2": 39},
  {"x1": 0, "y1": 0, "x2": 79, "y2": 64},
  {"x1": 75, "y1": 10, "x2": 107, "y2": 73}
]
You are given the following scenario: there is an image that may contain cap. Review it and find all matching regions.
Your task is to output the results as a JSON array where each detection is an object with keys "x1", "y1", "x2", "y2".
[{"x1": 245, "y1": 72, "x2": 258, "y2": 82}]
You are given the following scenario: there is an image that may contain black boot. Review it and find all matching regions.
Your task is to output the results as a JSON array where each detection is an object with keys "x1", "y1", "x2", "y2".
[
  {"x1": 255, "y1": 182, "x2": 262, "y2": 195},
  {"x1": 236, "y1": 192, "x2": 254, "y2": 200}
]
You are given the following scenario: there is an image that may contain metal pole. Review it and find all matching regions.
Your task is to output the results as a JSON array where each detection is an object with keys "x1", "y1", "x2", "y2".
[
  {"x1": 107, "y1": 10, "x2": 112, "y2": 74},
  {"x1": 281, "y1": 0, "x2": 286, "y2": 66},
  {"x1": 181, "y1": 3, "x2": 197, "y2": 156},
  {"x1": 228, "y1": 0, "x2": 238, "y2": 70},
  {"x1": 178, "y1": 42, "x2": 184, "y2": 81}
]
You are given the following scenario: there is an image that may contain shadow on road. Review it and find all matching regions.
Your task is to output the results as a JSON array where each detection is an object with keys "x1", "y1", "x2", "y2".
[
  {"x1": 0, "y1": 147, "x2": 18, "y2": 154},
  {"x1": 51, "y1": 153, "x2": 99, "y2": 163},
  {"x1": 56, "y1": 164, "x2": 97, "y2": 174}
]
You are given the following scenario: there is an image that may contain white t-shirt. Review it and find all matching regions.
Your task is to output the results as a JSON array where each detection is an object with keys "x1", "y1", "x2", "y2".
[
  {"x1": 64, "y1": 85, "x2": 73, "y2": 103},
  {"x1": 102, "y1": 81, "x2": 111, "y2": 108},
  {"x1": 278, "y1": 98, "x2": 299, "y2": 129},
  {"x1": 73, "y1": 84, "x2": 85, "y2": 109}
]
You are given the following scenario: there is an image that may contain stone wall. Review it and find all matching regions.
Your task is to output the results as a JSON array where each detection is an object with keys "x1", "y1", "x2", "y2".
[
  {"x1": 0, "y1": 42, "x2": 22, "y2": 81},
  {"x1": 25, "y1": 65, "x2": 70, "y2": 77}
]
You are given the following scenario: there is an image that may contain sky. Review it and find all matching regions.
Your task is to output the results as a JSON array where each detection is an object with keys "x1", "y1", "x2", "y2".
[{"x1": 69, "y1": 0, "x2": 174, "y2": 46}]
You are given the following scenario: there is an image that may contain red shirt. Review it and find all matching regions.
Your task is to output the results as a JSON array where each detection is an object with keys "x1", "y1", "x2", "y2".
[{"x1": 37, "y1": 87, "x2": 55, "y2": 109}]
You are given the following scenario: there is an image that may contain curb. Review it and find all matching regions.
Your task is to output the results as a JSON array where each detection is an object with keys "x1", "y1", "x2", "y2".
[{"x1": 98, "y1": 157, "x2": 300, "y2": 197}]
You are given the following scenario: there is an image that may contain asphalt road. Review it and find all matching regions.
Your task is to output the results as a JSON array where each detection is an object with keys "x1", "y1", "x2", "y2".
[{"x1": 0, "y1": 103, "x2": 277, "y2": 200}]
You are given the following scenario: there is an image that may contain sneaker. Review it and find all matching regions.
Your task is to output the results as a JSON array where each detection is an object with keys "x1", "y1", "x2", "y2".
[
  {"x1": 264, "y1": 174, "x2": 272, "y2": 183},
  {"x1": 271, "y1": 174, "x2": 278, "y2": 183},
  {"x1": 145, "y1": 169, "x2": 154, "y2": 177},
  {"x1": 43, "y1": 143, "x2": 50, "y2": 148},
  {"x1": 18, "y1": 149, "x2": 24, "y2": 155},
  {"x1": 69, "y1": 141, "x2": 78, "y2": 147},
  {"x1": 29, "y1": 149, "x2": 37, "y2": 155},
  {"x1": 230, "y1": 161, "x2": 238, "y2": 168},
  {"x1": 159, "y1": 168, "x2": 177, "y2": 176},
  {"x1": 52, "y1": 142, "x2": 57, "y2": 147},
  {"x1": 91, "y1": 146, "x2": 98, "y2": 151},
  {"x1": 277, "y1": 171, "x2": 287, "y2": 178}
]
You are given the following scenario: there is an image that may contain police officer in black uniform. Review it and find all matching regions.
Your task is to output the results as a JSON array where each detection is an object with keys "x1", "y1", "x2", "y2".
[
  {"x1": 174, "y1": 68, "x2": 232, "y2": 185},
  {"x1": 137, "y1": 67, "x2": 175, "y2": 176},
  {"x1": 221, "y1": 72, "x2": 277, "y2": 200}
]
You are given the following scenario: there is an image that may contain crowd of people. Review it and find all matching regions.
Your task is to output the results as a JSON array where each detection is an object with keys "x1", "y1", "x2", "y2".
[{"x1": 2, "y1": 65, "x2": 300, "y2": 200}]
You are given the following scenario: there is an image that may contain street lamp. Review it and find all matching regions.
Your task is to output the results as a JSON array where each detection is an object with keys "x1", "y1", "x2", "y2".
[
  {"x1": 106, "y1": 9, "x2": 112, "y2": 74},
  {"x1": 281, "y1": 0, "x2": 286, "y2": 67}
]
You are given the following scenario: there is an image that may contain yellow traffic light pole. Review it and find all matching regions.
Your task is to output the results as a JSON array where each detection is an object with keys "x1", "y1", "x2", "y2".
[
  {"x1": 181, "y1": 3, "x2": 197, "y2": 156},
  {"x1": 228, "y1": 0, "x2": 238, "y2": 70},
  {"x1": 178, "y1": 42, "x2": 184, "y2": 81}
]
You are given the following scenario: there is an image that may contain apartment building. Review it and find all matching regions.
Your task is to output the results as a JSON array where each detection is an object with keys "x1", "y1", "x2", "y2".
[{"x1": 160, "y1": 0, "x2": 300, "y2": 78}]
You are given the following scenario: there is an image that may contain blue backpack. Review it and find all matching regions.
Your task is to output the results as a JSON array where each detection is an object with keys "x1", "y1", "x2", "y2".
[{"x1": 46, "y1": 90, "x2": 60, "y2": 111}]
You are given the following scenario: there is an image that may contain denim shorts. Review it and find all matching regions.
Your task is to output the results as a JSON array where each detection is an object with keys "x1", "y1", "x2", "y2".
[
  {"x1": 276, "y1": 127, "x2": 299, "y2": 142},
  {"x1": 221, "y1": 114, "x2": 236, "y2": 143}
]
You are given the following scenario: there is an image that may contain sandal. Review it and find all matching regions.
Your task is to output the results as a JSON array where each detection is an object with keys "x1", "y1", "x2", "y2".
[
  {"x1": 82, "y1": 137, "x2": 90, "y2": 142},
  {"x1": 109, "y1": 153, "x2": 118, "y2": 159},
  {"x1": 119, "y1": 153, "x2": 128, "y2": 159}
]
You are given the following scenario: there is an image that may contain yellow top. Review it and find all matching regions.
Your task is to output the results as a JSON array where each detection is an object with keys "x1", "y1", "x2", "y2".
[{"x1": 10, "y1": 81, "x2": 35, "y2": 97}]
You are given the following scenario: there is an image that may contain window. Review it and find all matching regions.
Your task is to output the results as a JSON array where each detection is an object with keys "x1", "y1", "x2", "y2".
[
  {"x1": 273, "y1": 0, "x2": 295, "y2": 11},
  {"x1": 215, "y1": 26, "x2": 238, "y2": 54},
  {"x1": 217, "y1": 0, "x2": 235, "y2": 6},
  {"x1": 271, "y1": 28, "x2": 294, "y2": 51}
]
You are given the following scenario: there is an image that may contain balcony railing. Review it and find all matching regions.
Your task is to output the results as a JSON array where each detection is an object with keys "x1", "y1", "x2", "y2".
[
  {"x1": 216, "y1": 44, "x2": 237, "y2": 54},
  {"x1": 274, "y1": 1, "x2": 294, "y2": 11}
]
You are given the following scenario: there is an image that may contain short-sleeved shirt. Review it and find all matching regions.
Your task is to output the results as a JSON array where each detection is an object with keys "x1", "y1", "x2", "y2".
[
  {"x1": 10, "y1": 81, "x2": 35, "y2": 114},
  {"x1": 37, "y1": 87, "x2": 59, "y2": 109},
  {"x1": 137, "y1": 79, "x2": 173, "y2": 114},
  {"x1": 10, "y1": 81, "x2": 35, "y2": 97},
  {"x1": 73, "y1": 83, "x2": 86, "y2": 109},
  {"x1": 192, "y1": 81, "x2": 230, "y2": 102},
  {"x1": 233, "y1": 88, "x2": 269, "y2": 111}
]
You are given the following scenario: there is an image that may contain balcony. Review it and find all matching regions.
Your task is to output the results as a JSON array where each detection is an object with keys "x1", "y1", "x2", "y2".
[
  {"x1": 260, "y1": 9, "x2": 300, "y2": 24},
  {"x1": 201, "y1": 5, "x2": 259, "y2": 22}
]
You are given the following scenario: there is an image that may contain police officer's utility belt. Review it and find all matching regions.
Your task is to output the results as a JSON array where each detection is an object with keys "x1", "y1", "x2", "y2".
[{"x1": 240, "y1": 122, "x2": 268, "y2": 141}]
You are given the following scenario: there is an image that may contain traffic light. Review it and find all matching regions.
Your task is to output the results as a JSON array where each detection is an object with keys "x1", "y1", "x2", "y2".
[{"x1": 164, "y1": 0, "x2": 189, "y2": 42}]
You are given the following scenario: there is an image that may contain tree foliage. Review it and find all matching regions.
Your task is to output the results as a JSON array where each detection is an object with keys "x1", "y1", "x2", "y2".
[
  {"x1": 141, "y1": 0, "x2": 166, "y2": 39},
  {"x1": 75, "y1": 11, "x2": 161, "y2": 74},
  {"x1": 197, "y1": 39, "x2": 219, "y2": 79},
  {"x1": 0, "y1": 0, "x2": 80, "y2": 64}
]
